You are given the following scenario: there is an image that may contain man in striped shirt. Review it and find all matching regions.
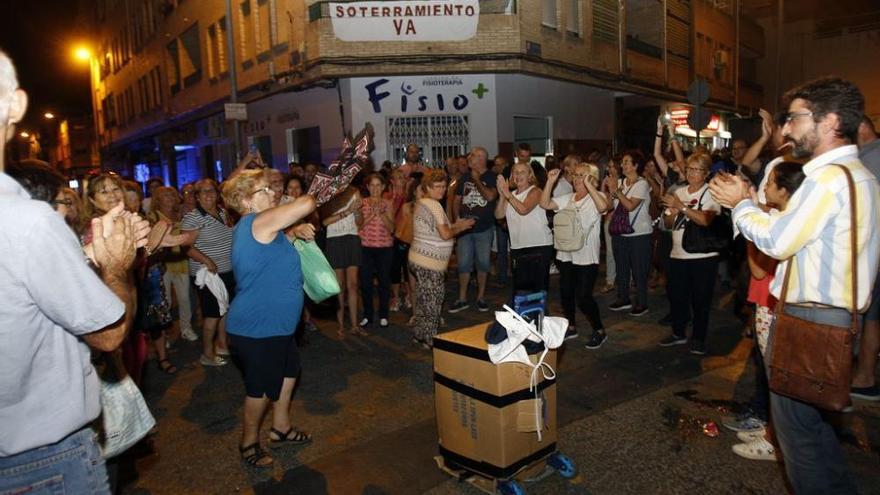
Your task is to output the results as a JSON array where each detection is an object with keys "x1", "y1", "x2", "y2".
[{"x1": 710, "y1": 77, "x2": 880, "y2": 495}]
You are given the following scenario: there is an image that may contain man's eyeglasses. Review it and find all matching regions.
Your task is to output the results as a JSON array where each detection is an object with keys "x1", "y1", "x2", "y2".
[
  {"x1": 51, "y1": 199, "x2": 74, "y2": 207},
  {"x1": 197, "y1": 188, "x2": 216, "y2": 195},
  {"x1": 784, "y1": 111, "x2": 813, "y2": 123},
  {"x1": 251, "y1": 186, "x2": 272, "y2": 196}
]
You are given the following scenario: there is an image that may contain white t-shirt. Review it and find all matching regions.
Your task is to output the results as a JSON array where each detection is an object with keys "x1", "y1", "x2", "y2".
[
  {"x1": 614, "y1": 178, "x2": 652, "y2": 237},
  {"x1": 670, "y1": 184, "x2": 722, "y2": 259},
  {"x1": 553, "y1": 192, "x2": 602, "y2": 265},
  {"x1": 326, "y1": 194, "x2": 359, "y2": 238},
  {"x1": 552, "y1": 177, "x2": 573, "y2": 198},
  {"x1": 506, "y1": 186, "x2": 553, "y2": 249}
]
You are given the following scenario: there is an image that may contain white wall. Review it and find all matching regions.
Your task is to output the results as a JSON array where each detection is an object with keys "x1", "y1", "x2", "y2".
[
  {"x1": 494, "y1": 74, "x2": 616, "y2": 143},
  {"x1": 243, "y1": 85, "x2": 347, "y2": 168}
]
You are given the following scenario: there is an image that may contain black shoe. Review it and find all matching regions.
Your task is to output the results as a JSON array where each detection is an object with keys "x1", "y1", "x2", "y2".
[
  {"x1": 564, "y1": 327, "x2": 579, "y2": 341},
  {"x1": 690, "y1": 340, "x2": 707, "y2": 355},
  {"x1": 659, "y1": 334, "x2": 688, "y2": 347},
  {"x1": 585, "y1": 331, "x2": 608, "y2": 349},
  {"x1": 608, "y1": 300, "x2": 632, "y2": 311},
  {"x1": 658, "y1": 313, "x2": 673, "y2": 325}
]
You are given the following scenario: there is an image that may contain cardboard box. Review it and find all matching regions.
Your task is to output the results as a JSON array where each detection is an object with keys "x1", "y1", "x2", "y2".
[{"x1": 433, "y1": 323, "x2": 557, "y2": 480}]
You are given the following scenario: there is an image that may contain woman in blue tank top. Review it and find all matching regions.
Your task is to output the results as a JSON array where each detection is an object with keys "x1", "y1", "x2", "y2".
[{"x1": 221, "y1": 169, "x2": 319, "y2": 468}]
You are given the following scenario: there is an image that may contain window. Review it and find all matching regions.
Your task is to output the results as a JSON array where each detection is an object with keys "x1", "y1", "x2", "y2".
[
  {"x1": 513, "y1": 116, "x2": 552, "y2": 156},
  {"x1": 567, "y1": 0, "x2": 581, "y2": 35},
  {"x1": 592, "y1": 0, "x2": 619, "y2": 43},
  {"x1": 256, "y1": 0, "x2": 271, "y2": 54},
  {"x1": 240, "y1": 0, "x2": 255, "y2": 63},
  {"x1": 626, "y1": 0, "x2": 663, "y2": 58},
  {"x1": 179, "y1": 23, "x2": 202, "y2": 86},
  {"x1": 102, "y1": 94, "x2": 117, "y2": 127},
  {"x1": 166, "y1": 40, "x2": 181, "y2": 94},
  {"x1": 207, "y1": 24, "x2": 218, "y2": 79},
  {"x1": 386, "y1": 115, "x2": 470, "y2": 167},
  {"x1": 151, "y1": 67, "x2": 164, "y2": 107},
  {"x1": 542, "y1": 0, "x2": 558, "y2": 28},
  {"x1": 217, "y1": 17, "x2": 228, "y2": 73}
]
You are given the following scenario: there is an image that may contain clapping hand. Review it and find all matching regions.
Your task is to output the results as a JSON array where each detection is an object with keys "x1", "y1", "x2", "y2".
[
  {"x1": 91, "y1": 203, "x2": 137, "y2": 274},
  {"x1": 496, "y1": 175, "x2": 510, "y2": 198},
  {"x1": 709, "y1": 172, "x2": 751, "y2": 209},
  {"x1": 546, "y1": 169, "x2": 561, "y2": 184},
  {"x1": 661, "y1": 193, "x2": 684, "y2": 213}
]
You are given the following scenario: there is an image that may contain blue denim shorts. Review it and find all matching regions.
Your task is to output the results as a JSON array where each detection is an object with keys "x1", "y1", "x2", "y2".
[
  {"x1": 0, "y1": 427, "x2": 110, "y2": 494},
  {"x1": 456, "y1": 228, "x2": 494, "y2": 274}
]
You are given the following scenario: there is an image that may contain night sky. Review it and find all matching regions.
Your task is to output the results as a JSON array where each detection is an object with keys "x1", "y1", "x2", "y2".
[{"x1": 0, "y1": 0, "x2": 91, "y2": 133}]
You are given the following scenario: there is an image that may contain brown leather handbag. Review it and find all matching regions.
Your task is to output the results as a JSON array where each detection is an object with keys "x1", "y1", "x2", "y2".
[{"x1": 768, "y1": 164, "x2": 859, "y2": 412}]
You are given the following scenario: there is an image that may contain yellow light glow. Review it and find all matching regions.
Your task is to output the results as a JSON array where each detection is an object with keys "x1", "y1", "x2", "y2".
[
  {"x1": 73, "y1": 46, "x2": 92, "y2": 62},
  {"x1": 44, "y1": 112, "x2": 55, "y2": 119},
  {"x1": 20, "y1": 131, "x2": 29, "y2": 138}
]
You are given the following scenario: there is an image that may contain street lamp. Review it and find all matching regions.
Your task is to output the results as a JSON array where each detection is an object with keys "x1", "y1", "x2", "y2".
[
  {"x1": 44, "y1": 112, "x2": 55, "y2": 120},
  {"x1": 73, "y1": 46, "x2": 92, "y2": 63}
]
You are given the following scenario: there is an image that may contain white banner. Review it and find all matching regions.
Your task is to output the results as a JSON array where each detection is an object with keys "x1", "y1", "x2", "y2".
[{"x1": 329, "y1": 1, "x2": 480, "y2": 41}]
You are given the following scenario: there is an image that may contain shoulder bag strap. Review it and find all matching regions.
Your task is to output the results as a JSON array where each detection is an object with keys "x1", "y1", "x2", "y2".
[{"x1": 777, "y1": 164, "x2": 858, "y2": 335}]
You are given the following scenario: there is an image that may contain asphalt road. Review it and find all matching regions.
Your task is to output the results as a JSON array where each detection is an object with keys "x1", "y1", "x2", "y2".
[{"x1": 119, "y1": 272, "x2": 880, "y2": 495}]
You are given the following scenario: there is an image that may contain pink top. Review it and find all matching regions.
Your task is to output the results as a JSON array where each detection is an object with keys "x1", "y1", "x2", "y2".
[{"x1": 359, "y1": 199, "x2": 394, "y2": 248}]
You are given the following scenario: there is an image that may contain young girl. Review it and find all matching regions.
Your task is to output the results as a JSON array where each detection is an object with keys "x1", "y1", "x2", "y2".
[{"x1": 730, "y1": 161, "x2": 806, "y2": 462}]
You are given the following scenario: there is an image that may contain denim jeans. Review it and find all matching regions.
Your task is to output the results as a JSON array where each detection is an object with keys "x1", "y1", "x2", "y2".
[
  {"x1": 768, "y1": 304, "x2": 857, "y2": 495},
  {"x1": 456, "y1": 228, "x2": 494, "y2": 274},
  {"x1": 0, "y1": 427, "x2": 110, "y2": 495}
]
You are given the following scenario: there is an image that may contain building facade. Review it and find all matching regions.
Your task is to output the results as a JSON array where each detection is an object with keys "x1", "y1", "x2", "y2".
[{"x1": 87, "y1": 0, "x2": 764, "y2": 185}]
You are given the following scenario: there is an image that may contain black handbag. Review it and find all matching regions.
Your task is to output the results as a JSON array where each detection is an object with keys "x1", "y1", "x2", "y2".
[{"x1": 682, "y1": 188, "x2": 732, "y2": 253}]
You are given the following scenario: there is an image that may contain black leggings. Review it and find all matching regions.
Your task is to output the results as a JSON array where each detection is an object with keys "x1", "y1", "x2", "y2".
[
  {"x1": 510, "y1": 244, "x2": 554, "y2": 298},
  {"x1": 557, "y1": 261, "x2": 604, "y2": 332}
]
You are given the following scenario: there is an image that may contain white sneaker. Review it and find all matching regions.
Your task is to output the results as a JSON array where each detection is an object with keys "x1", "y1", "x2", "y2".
[
  {"x1": 199, "y1": 354, "x2": 227, "y2": 367},
  {"x1": 359, "y1": 317, "x2": 370, "y2": 327},
  {"x1": 180, "y1": 327, "x2": 198, "y2": 341},
  {"x1": 549, "y1": 265, "x2": 559, "y2": 275},
  {"x1": 379, "y1": 318, "x2": 389, "y2": 328},
  {"x1": 732, "y1": 437, "x2": 777, "y2": 461},
  {"x1": 736, "y1": 428, "x2": 766, "y2": 442}
]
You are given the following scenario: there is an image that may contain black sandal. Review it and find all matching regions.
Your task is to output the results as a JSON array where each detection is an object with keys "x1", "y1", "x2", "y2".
[
  {"x1": 268, "y1": 427, "x2": 312, "y2": 448},
  {"x1": 158, "y1": 359, "x2": 178, "y2": 375},
  {"x1": 239, "y1": 443, "x2": 273, "y2": 467}
]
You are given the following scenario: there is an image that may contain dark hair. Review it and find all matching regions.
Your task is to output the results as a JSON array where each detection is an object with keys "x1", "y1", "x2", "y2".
[
  {"x1": 517, "y1": 142, "x2": 532, "y2": 153},
  {"x1": 622, "y1": 149, "x2": 646, "y2": 175},
  {"x1": 6, "y1": 159, "x2": 65, "y2": 203},
  {"x1": 772, "y1": 162, "x2": 806, "y2": 197},
  {"x1": 863, "y1": 115, "x2": 877, "y2": 135},
  {"x1": 285, "y1": 175, "x2": 305, "y2": 192},
  {"x1": 783, "y1": 77, "x2": 864, "y2": 142}
]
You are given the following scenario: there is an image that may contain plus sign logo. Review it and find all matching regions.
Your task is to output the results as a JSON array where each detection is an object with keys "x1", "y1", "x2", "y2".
[{"x1": 471, "y1": 83, "x2": 489, "y2": 99}]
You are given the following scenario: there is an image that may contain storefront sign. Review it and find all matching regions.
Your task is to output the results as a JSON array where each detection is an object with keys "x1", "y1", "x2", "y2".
[
  {"x1": 329, "y1": 1, "x2": 479, "y2": 41},
  {"x1": 669, "y1": 106, "x2": 720, "y2": 131},
  {"x1": 361, "y1": 75, "x2": 492, "y2": 114}
]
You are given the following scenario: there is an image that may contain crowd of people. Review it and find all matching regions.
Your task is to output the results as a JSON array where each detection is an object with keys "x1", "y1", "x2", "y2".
[{"x1": 2, "y1": 43, "x2": 879, "y2": 495}]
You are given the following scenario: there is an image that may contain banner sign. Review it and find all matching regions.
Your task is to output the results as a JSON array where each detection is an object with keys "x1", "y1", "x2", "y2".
[{"x1": 329, "y1": 1, "x2": 480, "y2": 41}]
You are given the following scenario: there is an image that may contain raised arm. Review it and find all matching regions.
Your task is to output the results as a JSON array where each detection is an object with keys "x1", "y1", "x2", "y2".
[
  {"x1": 539, "y1": 169, "x2": 561, "y2": 211},
  {"x1": 252, "y1": 194, "x2": 318, "y2": 243},
  {"x1": 741, "y1": 108, "x2": 773, "y2": 174}
]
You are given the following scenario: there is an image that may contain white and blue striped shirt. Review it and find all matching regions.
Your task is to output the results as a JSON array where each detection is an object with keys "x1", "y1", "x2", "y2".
[{"x1": 733, "y1": 145, "x2": 880, "y2": 311}]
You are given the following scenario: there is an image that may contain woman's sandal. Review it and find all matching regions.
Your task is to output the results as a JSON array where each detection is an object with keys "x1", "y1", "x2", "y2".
[
  {"x1": 158, "y1": 359, "x2": 178, "y2": 375},
  {"x1": 350, "y1": 326, "x2": 369, "y2": 337},
  {"x1": 268, "y1": 427, "x2": 312, "y2": 448},
  {"x1": 239, "y1": 443, "x2": 273, "y2": 467}
]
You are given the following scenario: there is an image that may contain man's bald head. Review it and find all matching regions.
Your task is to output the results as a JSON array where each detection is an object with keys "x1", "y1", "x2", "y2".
[
  {"x1": 0, "y1": 50, "x2": 19, "y2": 122},
  {"x1": 0, "y1": 49, "x2": 29, "y2": 170}
]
